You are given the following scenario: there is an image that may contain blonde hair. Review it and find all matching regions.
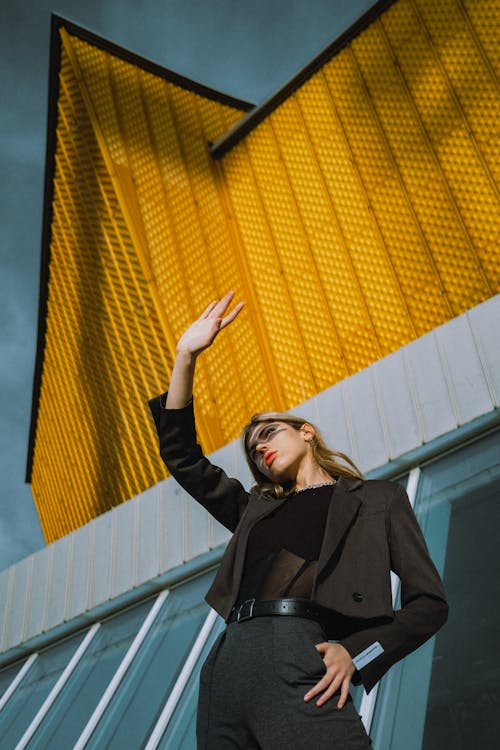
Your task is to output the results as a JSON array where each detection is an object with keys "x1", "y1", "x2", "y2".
[{"x1": 242, "y1": 411, "x2": 363, "y2": 498}]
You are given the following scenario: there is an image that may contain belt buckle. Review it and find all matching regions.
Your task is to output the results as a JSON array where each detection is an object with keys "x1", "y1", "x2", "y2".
[{"x1": 237, "y1": 598, "x2": 256, "y2": 622}]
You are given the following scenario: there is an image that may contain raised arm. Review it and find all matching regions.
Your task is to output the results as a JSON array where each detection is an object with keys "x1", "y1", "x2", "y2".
[
  {"x1": 166, "y1": 291, "x2": 245, "y2": 409},
  {"x1": 149, "y1": 292, "x2": 247, "y2": 532}
]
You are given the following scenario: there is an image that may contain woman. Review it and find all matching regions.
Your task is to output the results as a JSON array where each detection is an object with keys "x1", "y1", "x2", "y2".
[{"x1": 149, "y1": 292, "x2": 448, "y2": 749}]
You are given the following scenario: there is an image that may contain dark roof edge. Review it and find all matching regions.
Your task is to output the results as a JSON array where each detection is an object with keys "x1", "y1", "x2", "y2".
[
  {"x1": 26, "y1": 15, "x2": 62, "y2": 483},
  {"x1": 25, "y1": 14, "x2": 255, "y2": 484},
  {"x1": 51, "y1": 14, "x2": 255, "y2": 112},
  {"x1": 210, "y1": 0, "x2": 397, "y2": 159}
]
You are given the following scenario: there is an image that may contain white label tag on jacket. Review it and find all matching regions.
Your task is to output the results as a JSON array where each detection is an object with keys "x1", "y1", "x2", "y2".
[{"x1": 352, "y1": 641, "x2": 384, "y2": 670}]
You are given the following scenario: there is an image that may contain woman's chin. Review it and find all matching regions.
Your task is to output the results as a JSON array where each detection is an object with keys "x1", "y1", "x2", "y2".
[{"x1": 266, "y1": 467, "x2": 294, "y2": 485}]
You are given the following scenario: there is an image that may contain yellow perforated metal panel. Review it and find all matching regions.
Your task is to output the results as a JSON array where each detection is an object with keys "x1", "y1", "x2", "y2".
[
  {"x1": 31, "y1": 0, "x2": 500, "y2": 540},
  {"x1": 220, "y1": 0, "x2": 499, "y2": 392},
  {"x1": 30, "y1": 30, "x2": 269, "y2": 540}
]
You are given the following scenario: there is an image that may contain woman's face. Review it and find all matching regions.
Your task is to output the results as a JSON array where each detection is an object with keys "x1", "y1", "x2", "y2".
[{"x1": 247, "y1": 421, "x2": 313, "y2": 482}]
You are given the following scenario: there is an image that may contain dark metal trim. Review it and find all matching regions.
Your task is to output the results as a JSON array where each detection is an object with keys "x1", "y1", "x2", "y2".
[
  {"x1": 210, "y1": 0, "x2": 398, "y2": 159},
  {"x1": 52, "y1": 15, "x2": 254, "y2": 111},
  {"x1": 26, "y1": 15, "x2": 63, "y2": 484}
]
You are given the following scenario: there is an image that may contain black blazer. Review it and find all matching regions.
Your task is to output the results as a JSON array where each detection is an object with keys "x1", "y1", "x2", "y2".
[{"x1": 149, "y1": 394, "x2": 448, "y2": 694}]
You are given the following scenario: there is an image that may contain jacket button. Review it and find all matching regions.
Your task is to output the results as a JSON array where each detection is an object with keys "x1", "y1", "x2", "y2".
[{"x1": 352, "y1": 592, "x2": 363, "y2": 603}]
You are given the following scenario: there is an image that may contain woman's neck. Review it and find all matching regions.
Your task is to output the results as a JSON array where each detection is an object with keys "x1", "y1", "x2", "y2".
[{"x1": 294, "y1": 461, "x2": 333, "y2": 492}]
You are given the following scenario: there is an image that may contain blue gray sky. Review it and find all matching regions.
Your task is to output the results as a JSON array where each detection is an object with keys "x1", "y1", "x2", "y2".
[{"x1": 0, "y1": 0, "x2": 375, "y2": 571}]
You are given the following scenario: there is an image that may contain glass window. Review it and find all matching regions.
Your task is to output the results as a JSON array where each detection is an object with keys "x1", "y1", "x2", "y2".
[
  {"x1": 370, "y1": 429, "x2": 500, "y2": 750},
  {"x1": 0, "y1": 658, "x2": 31, "y2": 705},
  {"x1": 156, "y1": 616, "x2": 226, "y2": 750},
  {"x1": 350, "y1": 682, "x2": 365, "y2": 714},
  {"x1": 25, "y1": 597, "x2": 152, "y2": 749},
  {"x1": 84, "y1": 571, "x2": 214, "y2": 749},
  {"x1": 0, "y1": 631, "x2": 85, "y2": 749},
  {"x1": 422, "y1": 477, "x2": 500, "y2": 748}
]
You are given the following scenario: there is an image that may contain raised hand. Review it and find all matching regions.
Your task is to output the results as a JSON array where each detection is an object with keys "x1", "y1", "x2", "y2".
[
  {"x1": 165, "y1": 291, "x2": 244, "y2": 409},
  {"x1": 176, "y1": 291, "x2": 244, "y2": 359}
]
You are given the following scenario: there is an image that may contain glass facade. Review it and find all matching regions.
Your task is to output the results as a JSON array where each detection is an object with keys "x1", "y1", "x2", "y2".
[
  {"x1": 370, "y1": 429, "x2": 500, "y2": 750},
  {"x1": 0, "y1": 573, "x2": 216, "y2": 749},
  {"x1": 24, "y1": 598, "x2": 152, "y2": 749},
  {"x1": 1, "y1": 430, "x2": 499, "y2": 749},
  {"x1": 85, "y1": 575, "x2": 212, "y2": 749},
  {"x1": 0, "y1": 659, "x2": 28, "y2": 704},
  {"x1": 157, "y1": 618, "x2": 226, "y2": 750},
  {"x1": 0, "y1": 631, "x2": 85, "y2": 748}
]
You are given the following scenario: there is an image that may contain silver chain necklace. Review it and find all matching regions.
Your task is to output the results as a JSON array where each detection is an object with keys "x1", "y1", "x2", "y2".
[{"x1": 294, "y1": 480, "x2": 336, "y2": 494}]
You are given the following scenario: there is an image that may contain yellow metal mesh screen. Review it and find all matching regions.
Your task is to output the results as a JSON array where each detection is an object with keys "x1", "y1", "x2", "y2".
[
  {"x1": 31, "y1": 32, "x2": 263, "y2": 540},
  {"x1": 220, "y1": 0, "x2": 499, "y2": 396},
  {"x1": 31, "y1": 0, "x2": 500, "y2": 540}
]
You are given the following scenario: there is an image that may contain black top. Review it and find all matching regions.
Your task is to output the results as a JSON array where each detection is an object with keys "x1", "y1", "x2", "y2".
[{"x1": 235, "y1": 483, "x2": 335, "y2": 605}]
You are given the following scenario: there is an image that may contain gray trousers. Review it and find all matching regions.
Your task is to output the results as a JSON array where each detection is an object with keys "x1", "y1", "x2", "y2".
[{"x1": 197, "y1": 616, "x2": 372, "y2": 749}]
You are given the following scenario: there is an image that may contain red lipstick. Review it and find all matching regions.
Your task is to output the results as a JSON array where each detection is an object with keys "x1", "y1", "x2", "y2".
[{"x1": 264, "y1": 450, "x2": 277, "y2": 467}]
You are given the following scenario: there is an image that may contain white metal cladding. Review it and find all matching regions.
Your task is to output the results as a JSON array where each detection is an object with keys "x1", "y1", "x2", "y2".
[{"x1": 0, "y1": 295, "x2": 499, "y2": 661}]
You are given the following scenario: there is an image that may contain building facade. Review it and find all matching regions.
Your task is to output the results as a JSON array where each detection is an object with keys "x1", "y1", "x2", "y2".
[{"x1": 1, "y1": 1, "x2": 499, "y2": 746}]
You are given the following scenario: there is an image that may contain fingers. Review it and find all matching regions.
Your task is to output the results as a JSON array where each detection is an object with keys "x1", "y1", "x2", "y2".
[
  {"x1": 199, "y1": 291, "x2": 244, "y2": 329},
  {"x1": 315, "y1": 642, "x2": 329, "y2": 655},
  {"x1": 304, "y1": 673, "x2": 331, "y2": 702},
  {"x1": 304, "y1": 641, "x2": 353, "y2": 709},
  {"x1": 337, "y1": 676, "x2": 351, "y2": 710},
  {"x1": 316, "y1": 675, "x2": 344, "y2": 707},
  {"x1": 220, "y1": 301, "x2": 245, "y2": 329},
  {"x1": 304, "y1": 672, "x2": 347, "y2": 708},
  {"x1": 211, "y1": 290, "x2": 236, "y2": 319},
  {"x1": 199, "y1": 300, "x2": 217, "y2": 320}
]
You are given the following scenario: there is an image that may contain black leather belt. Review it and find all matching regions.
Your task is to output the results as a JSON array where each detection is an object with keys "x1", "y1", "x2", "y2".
[{"x1": 227, "y1": 598, "x2": 330, "y2": 626}]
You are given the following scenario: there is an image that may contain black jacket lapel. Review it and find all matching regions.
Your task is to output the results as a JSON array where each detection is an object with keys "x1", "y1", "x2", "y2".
[{"x1": 316, "y1": 477, "x2": 362, "y2": 580}]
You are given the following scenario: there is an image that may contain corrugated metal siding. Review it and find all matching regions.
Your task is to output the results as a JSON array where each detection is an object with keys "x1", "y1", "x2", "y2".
[
  {"x1": 31, "y1": 0, "x2": 500, "y2": 541},
  {"x1": 3, "y1": 295, "x2": 499, "y2": 659},
  {"x1": 30, "y1": 28, "x2": 252, "y2": 541}
]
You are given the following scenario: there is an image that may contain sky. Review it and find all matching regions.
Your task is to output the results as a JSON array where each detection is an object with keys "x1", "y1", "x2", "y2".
[{"x1": 0, "y1": 0, "x2": 375, "y2": 572}]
